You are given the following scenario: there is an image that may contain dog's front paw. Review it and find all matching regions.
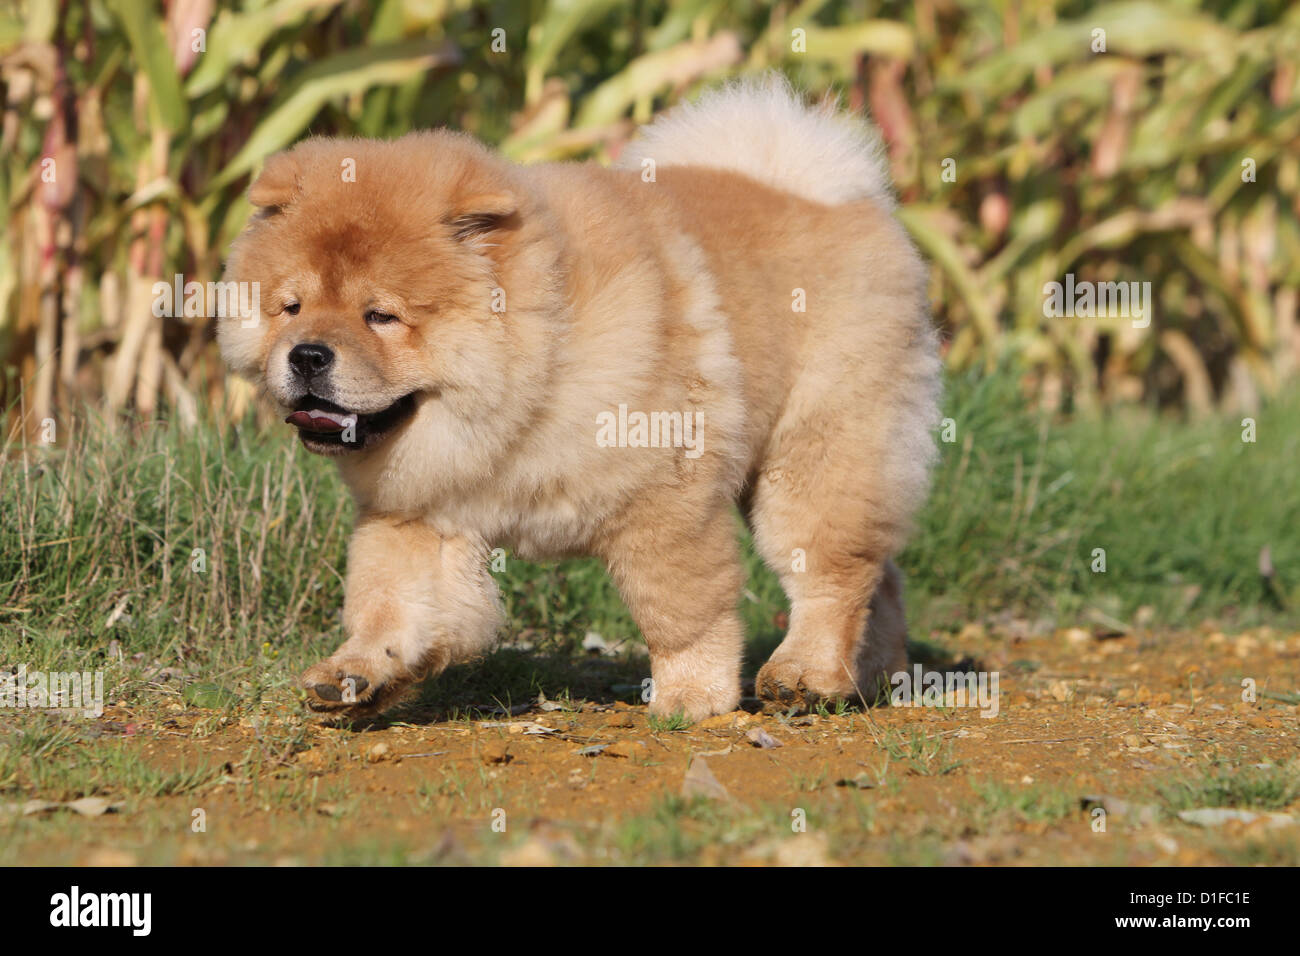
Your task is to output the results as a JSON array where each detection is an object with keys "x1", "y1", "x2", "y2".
[
  {"x1": 755, "y1": 657, "x2": 855, "y2": 713},
  {"x1": 300, "y1": 655, "x2": 415, "y2": 719},
  {"x1": 649, "y1": 681, "x2": 739, "y2": 724}
]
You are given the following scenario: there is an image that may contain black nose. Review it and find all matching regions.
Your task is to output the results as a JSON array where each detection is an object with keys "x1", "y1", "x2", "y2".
[{"x1": 288, "y1": 343, "x2": 334, "y2": 380}]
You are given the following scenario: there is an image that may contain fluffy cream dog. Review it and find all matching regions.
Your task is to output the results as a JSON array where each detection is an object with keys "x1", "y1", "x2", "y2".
[{"x1": 218, "y1": 75, "x2": 941, "y2": 720}]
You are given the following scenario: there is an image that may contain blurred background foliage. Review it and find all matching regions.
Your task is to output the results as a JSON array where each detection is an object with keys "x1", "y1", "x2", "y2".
[{"x1": 2, "y1": 0, "x2": 1299, "y2": 439}]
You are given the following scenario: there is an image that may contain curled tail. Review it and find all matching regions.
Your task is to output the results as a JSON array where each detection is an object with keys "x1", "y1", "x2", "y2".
[{"x1": 616, "y1": 73, "x2": 895, "y2": 209}]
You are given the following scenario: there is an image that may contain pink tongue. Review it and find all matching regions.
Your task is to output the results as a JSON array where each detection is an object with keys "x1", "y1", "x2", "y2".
[{"x1": 285, "y1": 409, "x2": 353, "y2": 433}]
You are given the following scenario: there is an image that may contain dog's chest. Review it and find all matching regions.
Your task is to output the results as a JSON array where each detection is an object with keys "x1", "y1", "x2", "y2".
[{"x1": 436, "y1": 484, "x2": 605, "y2": 562}]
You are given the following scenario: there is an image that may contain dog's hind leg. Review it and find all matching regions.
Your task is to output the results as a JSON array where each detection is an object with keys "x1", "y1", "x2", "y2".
[
  {"x1": 749, "y1": 456, "x2": 904, "y2": 709},
  {"x1": 747, "y1": 336, "x2": 935, "y2": 709}
]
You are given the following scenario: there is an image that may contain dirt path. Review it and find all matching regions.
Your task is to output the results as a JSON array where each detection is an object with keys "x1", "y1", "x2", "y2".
[{"x1": 3, "y1": 625, "x2": 1298, "y2": 865}]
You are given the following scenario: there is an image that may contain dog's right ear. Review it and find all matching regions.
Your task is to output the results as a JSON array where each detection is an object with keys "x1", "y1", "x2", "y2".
[
  {"x1": 248, "y1": 152, "x2": 301, "y2": 209},
  {"x1": 446, "y1": 191, "x2": 518, "y2": 243}
]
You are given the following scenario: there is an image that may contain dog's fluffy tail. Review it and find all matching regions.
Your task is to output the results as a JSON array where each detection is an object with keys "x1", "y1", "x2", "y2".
[{"x1": 615, "y1": 73, "x2": 894, "y2": 208}]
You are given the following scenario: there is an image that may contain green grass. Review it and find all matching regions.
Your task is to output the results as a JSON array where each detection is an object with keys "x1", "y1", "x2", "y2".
[
  {"x1": 611, "y1": 793, "x2": 784, "y2": 863},
  {"x1": 2, "y1": 372, "x2": 1297, "y2": 716},
  {"x1": 646, "y1": 711, "x2": 692, "y2": 733},
  {"x1": 908, "y1": 369, "x2": 1300, "y2": 633},
  {"x1": 0, "y1": 716, "x2": 220, "y2": 803},
  {"x1": 873, "y1": 726, "x2": 963, "y2": 777},
  {"x1": 973, "y1": 779, "x2": 1079, "y2": 826},
  {"x1": 1156, "y1": 762, "x2": 1300, "y2": 812}
]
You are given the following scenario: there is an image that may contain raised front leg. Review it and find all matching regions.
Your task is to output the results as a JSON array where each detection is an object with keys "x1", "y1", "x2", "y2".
[{"x1": 301, "y1": 516, "x2": 502, "y2": 717}]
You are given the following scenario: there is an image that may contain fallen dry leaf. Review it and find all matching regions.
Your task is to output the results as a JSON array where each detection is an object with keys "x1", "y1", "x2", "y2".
[
  {"x1": 682, "y1": 756, "x2": 730, "y2": 801},
  {"x1": 745, "y1": 727, "x2": 782, "y2": 749}
]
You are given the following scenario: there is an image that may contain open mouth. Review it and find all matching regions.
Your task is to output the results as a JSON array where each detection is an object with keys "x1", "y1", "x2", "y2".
[{"x1": 285, "y1": 393, "x2": 417, "y2": 453}]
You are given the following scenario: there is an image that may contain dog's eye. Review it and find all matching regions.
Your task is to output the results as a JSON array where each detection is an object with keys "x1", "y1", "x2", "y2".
[
  {"x1": 365, "y1": 310, "x2": 399, "y2": 325},
  {"x1": 283, "y1": 302, "x2": 300, "y2": 316}
]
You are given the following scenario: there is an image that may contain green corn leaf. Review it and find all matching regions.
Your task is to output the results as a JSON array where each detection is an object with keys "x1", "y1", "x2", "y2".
[
  {"x1": 186, "y1": 0, "x2": 347, "y2": 98},
  {"x1": 526, "y1": 0, "x2": 629, "y2": 103},
  {"x1": 211, "y1": 38, "x2": 460, "y2": 190},
  {"x1": 108, "y1": 0, "x2": 188, "y2": 132},
  {"x1": 898, "y1": 205, "x2": 1000, "y2": 366}
]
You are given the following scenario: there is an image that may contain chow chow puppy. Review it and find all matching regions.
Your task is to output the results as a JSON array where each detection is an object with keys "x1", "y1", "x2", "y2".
[{"x1": 218, "y1": 75, "x2": 941, "y2": 721}]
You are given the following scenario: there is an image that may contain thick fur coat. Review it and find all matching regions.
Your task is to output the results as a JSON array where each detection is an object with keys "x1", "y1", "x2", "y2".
[{"x1": 219, "y1": 76, "x2": 941, "y2": 719}]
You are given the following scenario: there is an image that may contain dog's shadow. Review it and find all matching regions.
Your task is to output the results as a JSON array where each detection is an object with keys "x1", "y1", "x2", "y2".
[
  {"x1": 322, "y1": 646, "x2": 650, "y2": 730},
  {"x1": 319, "y1": 632, "x2": 987, "y2": 731}
]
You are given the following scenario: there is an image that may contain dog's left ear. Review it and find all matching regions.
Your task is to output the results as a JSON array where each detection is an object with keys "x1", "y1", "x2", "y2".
[{"x1": 446, "y1": 192, "x2": 518, "y2": 242}]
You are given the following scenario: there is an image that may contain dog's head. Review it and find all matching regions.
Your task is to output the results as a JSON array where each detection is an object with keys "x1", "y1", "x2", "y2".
[{"x1": 218, "y1": 132, "x2": 556, "y2": 464}]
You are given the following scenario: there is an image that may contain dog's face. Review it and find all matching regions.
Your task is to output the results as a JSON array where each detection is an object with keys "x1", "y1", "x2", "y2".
[{"x1": 219, "y1": 133, "x2": 535, "y2": 458}]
